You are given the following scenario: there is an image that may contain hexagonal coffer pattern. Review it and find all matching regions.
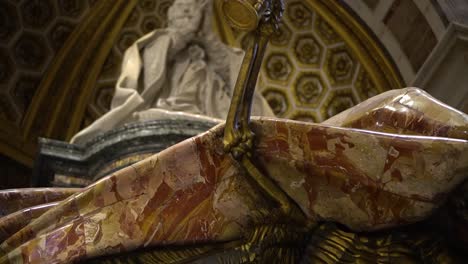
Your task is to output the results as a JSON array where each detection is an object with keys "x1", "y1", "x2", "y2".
[
  {"x1": 20, "y1": 0, "x2": 56, "y2": 29},
  {"x1": 1, "y1": 0, "x2": 93, "y2": 124},
  {"x1": 265, "y1": 53, "x2": 294, "y2": 84},
  {"x1": 14, "y1": 32, "x2": 50, "y2": 72},
  {"x1": 287, "y1": 1, "x2": 314, "y2": 30},
  {"x1": 0, "y1": 2, "x2": 20, "y2": 43},
  {"x1": 262, "y1": 88, "x2": 290, "y2": 117},
  {"x1": 326, "y1": 47, "x2": 357, "y2": 86},
  {"x1": 254, "y1": 0, "x2": 386, "y2": 122},
  {"x1": 294, "y1": 73, "x2": 327, "y2": 107},
  {"x1": 294, "y1": 33, "x2": 323, "y2": 67},
  {"x1": 0, "y1": 48, "x2": 13, "y2": 85},
  {"x1": 58, "y1": 0, "x2": 86, "y2": 18},
  {"x1": 323, "y1": 90, "x2": 357, "y2": 119}
]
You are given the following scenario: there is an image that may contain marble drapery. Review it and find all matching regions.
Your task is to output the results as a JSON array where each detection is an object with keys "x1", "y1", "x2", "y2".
[{"x1": 0, "y1": 88, "x2": 467, "y2": 263}]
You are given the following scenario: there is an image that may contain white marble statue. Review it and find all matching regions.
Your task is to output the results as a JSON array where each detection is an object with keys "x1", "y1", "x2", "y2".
[{"x1": 71, "y1": 0, "x2": 274, "y2": 144}]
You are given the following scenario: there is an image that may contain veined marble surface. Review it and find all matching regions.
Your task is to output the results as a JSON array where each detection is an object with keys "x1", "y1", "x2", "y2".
[{"x1": 0, "y1": 88, "x2": 467, "y2": 263}]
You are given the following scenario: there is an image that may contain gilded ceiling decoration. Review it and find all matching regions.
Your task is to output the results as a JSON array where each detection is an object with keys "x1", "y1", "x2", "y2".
[{"x1": 217, "y1": 0, "x2": 403, "y2": 122}]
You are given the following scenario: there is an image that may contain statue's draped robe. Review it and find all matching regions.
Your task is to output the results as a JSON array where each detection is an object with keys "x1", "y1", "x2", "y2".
[{"x1": 71, "y1": 29, "x2": 274, "y2": 144}]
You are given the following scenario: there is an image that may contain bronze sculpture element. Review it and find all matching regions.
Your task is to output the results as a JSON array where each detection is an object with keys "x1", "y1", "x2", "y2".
[
  {"x1": 222, "y1": 0, "x2": 306, "y2": 222},
  {"x1": 223, "y1": 0, "x2": 284, "y2": 155}
]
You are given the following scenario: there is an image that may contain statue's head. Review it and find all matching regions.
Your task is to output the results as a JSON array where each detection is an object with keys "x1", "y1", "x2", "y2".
[{"x1": 167, "y1": 0, "x2": 210, "y2": 35}]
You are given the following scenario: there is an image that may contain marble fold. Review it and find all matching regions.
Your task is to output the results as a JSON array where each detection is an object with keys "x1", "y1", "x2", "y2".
[{"x1": 0, "y1": 88, "x2": 466, "y2": 263}]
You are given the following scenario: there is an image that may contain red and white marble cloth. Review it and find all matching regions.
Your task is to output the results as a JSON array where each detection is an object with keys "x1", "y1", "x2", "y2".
[{"x1": 0, "y1": 88, "x2": 467, "y2": 263}]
